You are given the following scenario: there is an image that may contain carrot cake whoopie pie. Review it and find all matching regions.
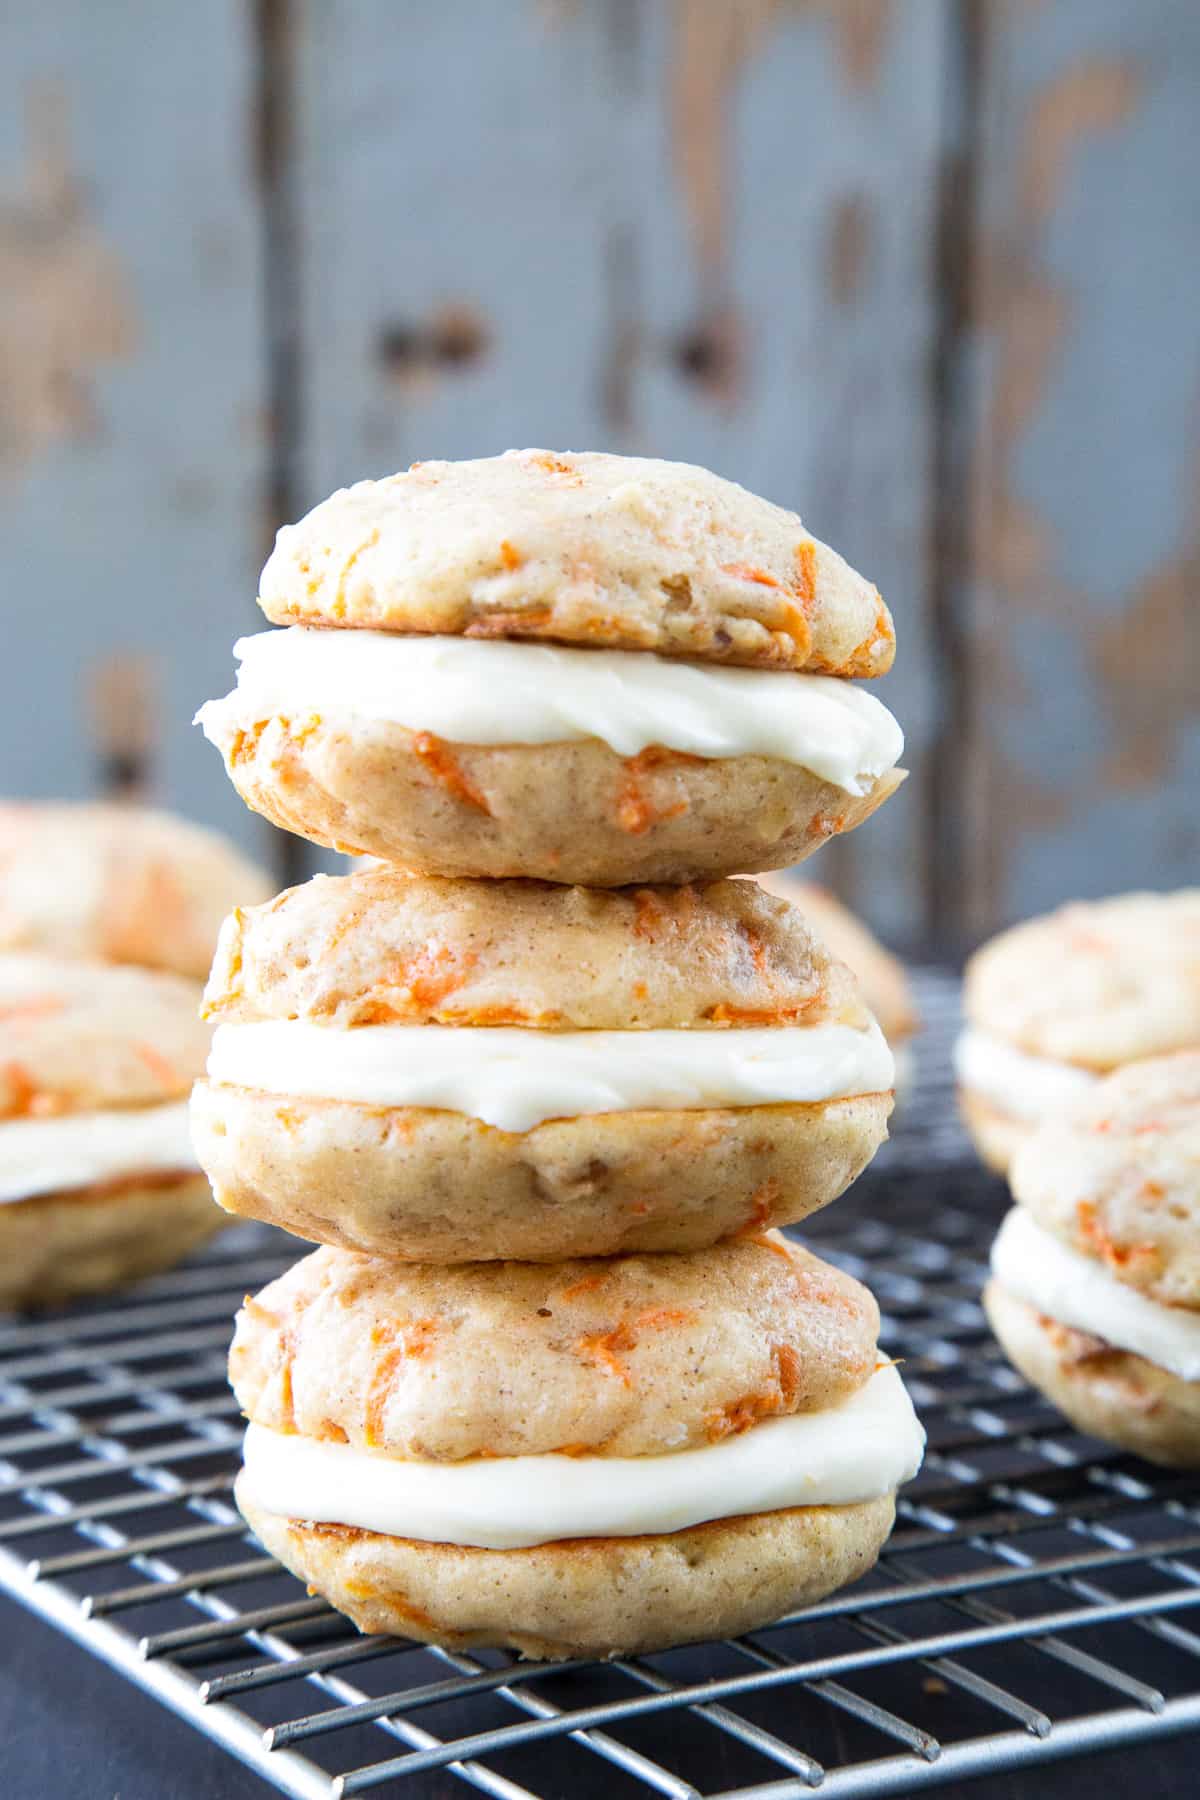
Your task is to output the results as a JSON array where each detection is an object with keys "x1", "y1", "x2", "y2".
[
  {"x1": 0, "y1": 953, "x2": 218, "y2": 1307},
  {"x1": 0, "y1": 801, "x2": 272, "y2": 980},
  {"x1": 190, "y1": 867, "x2": 896, "y2": 1262},
  {"x1": 956, "y1": 890, "x2": 1200, "y2": 1174},
  {"x1": 196, "y1": 450, "x2": 904, "y2": 886},
  {"x1": 231, "y1": 1235, "x2": 924, "y2": 1658},
  {"x1": 985, "y1": 1051, "x2": 1200, "y2": 1468}
]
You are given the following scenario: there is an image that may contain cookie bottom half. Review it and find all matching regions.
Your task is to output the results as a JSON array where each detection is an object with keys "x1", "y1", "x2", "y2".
[
  {"x1": 984, "y1": 1281, "x2": 1200, "y2": 1468},
  {"x1": 195, "y1": 1086, "x2": 891, "y2": 1260},
  {"x1": 237, "y1": 1481, "x2": 896, "y2": 1659},
  {"x1": 217, "y1": 715, "x2": 903, "y2": 885},
  {"x1": 0, "y1": 1171, "x2": 223, "y2": 1309}
]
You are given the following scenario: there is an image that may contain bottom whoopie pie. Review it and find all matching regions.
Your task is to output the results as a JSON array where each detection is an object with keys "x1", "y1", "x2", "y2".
[
  {"x1": 986, "y1": 1052, "x2": 1200, "y2": 1468},
  {"x1": 231, "y1": 1233, "x2": 923, "y2": 1658}
]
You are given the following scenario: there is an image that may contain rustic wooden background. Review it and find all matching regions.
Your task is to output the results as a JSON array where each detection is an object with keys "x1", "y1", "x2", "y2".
[{"x1": 2, "y1": 0, "x2": 1197, "y2": 944}]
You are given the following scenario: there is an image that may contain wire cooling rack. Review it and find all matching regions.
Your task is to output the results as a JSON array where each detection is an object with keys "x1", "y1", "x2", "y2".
[{"x1": 2, "y1": 969, "x2": 1199, "y2": 1798}]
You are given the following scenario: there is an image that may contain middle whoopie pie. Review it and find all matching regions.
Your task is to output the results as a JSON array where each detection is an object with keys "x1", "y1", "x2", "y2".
[
  {"x1": 231, "y1": 1234, "x2": 925, "y2": 1658},
  {"x1": 191, "y1": 867, "x2": 895, "y2": 1261}
]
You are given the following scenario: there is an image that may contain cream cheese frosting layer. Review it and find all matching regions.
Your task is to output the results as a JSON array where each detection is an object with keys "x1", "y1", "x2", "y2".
[
  {"x1": 954, "y1": 1027, "x2": 1098, "y2": 1122},
  {"x1": 239, "y1": 1363, "x2": 924, "y2": 1549},
  {"x1": 991, "y1": 1207, "x2": 1200, "y2": 1382},
  {"x1": 197, "y1": 629, "x2": 904, "y2": 795},
  {"x1": 0, "y1": 1101, "x2": 199, "y2": 1205},
  {"x1": 206, "y1": 1018, "x2": 895, "y2": 1134}
]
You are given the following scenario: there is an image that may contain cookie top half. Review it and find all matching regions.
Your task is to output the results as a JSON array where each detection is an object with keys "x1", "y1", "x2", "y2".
[
  {"x1": 0, "y1": 802, "x2": 272, "y2": 981},
  {"x1": 1011, "y1": 1050, "x2": 1200, "y2": 1311},
  {"x1": 0, "y1": 952, "x2": 210, "y2": 1117},
  {"x1": 202, "y1": 869, "x2": 865, "y2": 1032},
  {"x1": 230, "y1": 1235, "x2": 881, "y2": 1460},
  {"x1": 964, "y1": 890, "x2": 1200, "y2": 1070},
  {"x1": 258, "y1": 449, "x2": 893, "y2": 676}
]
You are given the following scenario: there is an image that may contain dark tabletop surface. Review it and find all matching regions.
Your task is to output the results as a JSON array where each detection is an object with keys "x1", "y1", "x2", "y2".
[{"x1": 2, "y1": 1596, "x2": 1195, "y2": 1800}]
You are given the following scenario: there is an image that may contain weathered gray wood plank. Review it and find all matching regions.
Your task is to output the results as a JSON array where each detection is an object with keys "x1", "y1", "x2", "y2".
[
  {"x1": 291, "y1": 0, "x2": 948, "y2": 930},
  {"x1": 0, "y1": 1, "x2": 270, "y2": 859},
  {"x1": 962, "y1": 0, "x2": 1200, "y2": 934}
]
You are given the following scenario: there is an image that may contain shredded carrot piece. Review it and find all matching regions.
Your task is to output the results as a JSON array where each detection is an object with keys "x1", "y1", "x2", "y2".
[
  {"x1": 616, "y1": 748, "x2": 696, "y2": 835},
  {"x1": 774, "y1": 1342, "x2": 803, "y2": 1407},
  {"x1": 135, "y1": 1042, "x2": 181, "y2": 1092},
  {"x1": 397, "y1": 943, "x2": 478, "y2": 1011},
  {"x1": 412, "y1": 733, "x2": 492, "y2": 813},
  {"x1": 277, "y1": 1332, "x2": 298, "y2": 1432},
  {"x1": 633, "y1": 889, "x2": 668, "y2": 940},
  {"x1": 742, "y1": 1230, "x2": 796, "y2": 1263},
  {"x1": 240, "y1": 1295, "x2": 282, "y2": 1327},
  {"x1": 1, "y1": 1061, "x2": 61, "y2": 1117},
  {"x1": 721, "y1": 562, "x2": 784, "y2": 589},
  {"x1": 526, "y1": 452, "x2": 582, "y2": 482},
  {"x1": 739, "y1": 923, "x2": 771, "y2": 977},
  {"x1": 793, "y1": 540, "x2": 818, "y2": 610},
  {"x1": 0, "y1": 995, "x2": 64, "y2": 1026},
  {"x1": 560, "y1": 1273, "x2": 607, "y2": 1302},
  {"x1": 441, "y1": 1001, "x2": 540, "y2": 1026},
  {"x1": 364, "y1": 1318, "x2": 440, "y2": 1447},
  {"x1": 737, "y1": 1178, "x2": 782, "y2": 1236},
  {"x1": 705, "y1": 999, "x2": 818, "y2": 1024},
  {"x1": 576, "y1": 1324, "x2": 636, "y2": 1386},
  {"x1": 575, "y1": 1305, "x2": 691, "y2": 1386},
  {"x1": 229, "y1": 721, "x2": 268, "y2": 766},
  {"x1": 1075, "y1": 1201, "x2": 1158, "y2": 1271},
  {"x1": 499, "y1": 539, "x2": 523, "y2": 570}
]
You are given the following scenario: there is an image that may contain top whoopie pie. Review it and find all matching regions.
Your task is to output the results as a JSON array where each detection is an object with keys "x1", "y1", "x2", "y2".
[
  {"x1": 0, "y1": 802, "x2": 272, "y2": 981},
  {"x1": 198, "y1": 451, "x2": 904, "y2": 885},
  {"x1": 956, "y1": 890, "x2": 1200, "y2": 1172}
]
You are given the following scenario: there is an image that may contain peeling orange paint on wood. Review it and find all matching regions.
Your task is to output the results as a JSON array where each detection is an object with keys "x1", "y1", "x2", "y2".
[
  {"x1": 0, "y1": 84, "x2": 137, "y2": 479},
  {"x1": 1018, "y1": 59, "x2": 1140, "y2": 221},
  {"x1": 827, "y1": 192, "x2": 873, "y2": 305}
]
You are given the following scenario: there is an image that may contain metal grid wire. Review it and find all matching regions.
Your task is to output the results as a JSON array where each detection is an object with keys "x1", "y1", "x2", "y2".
[{"x1": 2, "y1": 969, "x2": 1199, "y2": 1798}]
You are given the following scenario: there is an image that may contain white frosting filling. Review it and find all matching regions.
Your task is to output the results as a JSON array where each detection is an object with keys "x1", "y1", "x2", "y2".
[
  {"x1": 239, "y1": 1363, "x2": 924, "y2": 1549},
  {"x1": 0, "y1": 1101, "x2": 199, "y2": 1205},
  {"x1": 991, "y1": 1207, "x2": 1200, "y2": 1382},
  {"x1": 954, "y1": 1026, "x2": 1098, "y2": 1122},
  {"x1": 206, "y1": 1018, "x2": 895, "y2": 1134},
  {"x1": 197, "y1": 629, "x2": 904, "y2": 795}
]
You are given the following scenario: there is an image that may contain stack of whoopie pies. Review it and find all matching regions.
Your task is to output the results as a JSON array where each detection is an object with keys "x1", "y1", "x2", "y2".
[{"x1": 196, "y1": 449, "x2": 924, "y2": 1657}]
